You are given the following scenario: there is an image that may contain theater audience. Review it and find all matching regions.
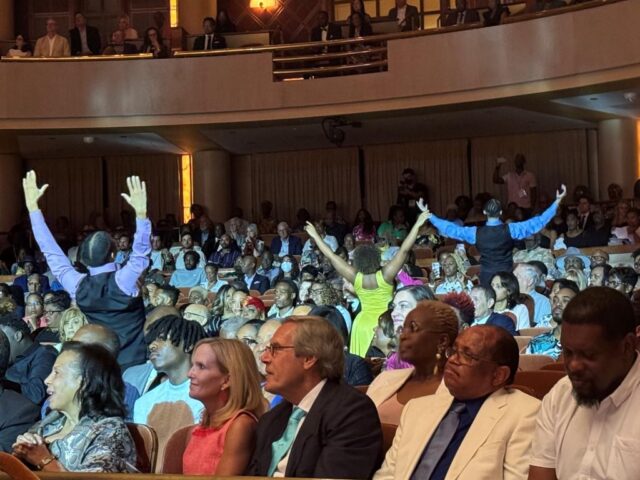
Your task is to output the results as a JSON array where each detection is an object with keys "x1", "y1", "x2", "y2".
[
  {"x1": 187, "y1": 286, "x2": 208, "y2": 305},
  {"x1": 589, "y1": 263, "x2": 611, "y2": 287},
  {"x1": 0, "y1": 315, "x2": 56, "y2": 405},
  {"x1": 442, "y1": 0, "x2": 481, "y2": 27},
  {"x1": 307, "y1": 208, "x2": 430, "y2": 357},
  {"x1": 33, "y1": 18, "x2": 70, "y2": 58},
  {"x1": 310, "y1": 10, "x2": 342, "y2": 43},
  {"x1": 246, "y1": 317, "x2": 383, "y2": 478},
  {"x1": 209, "y1": 284, "x2": 236, "y2": 335},
  {"x1": 469, "y1": 285, "x2": 517, "y2": 335},
  {"x1": 13, "y1": 342, "x2": 135, "y2": 472},
  {"x1": 375, "y1": 325, "x2": 540, "y2": 480},
  {"x1": 152, "y1": 285, "x2": 180, "y2": 307},
  {"x1": 348, "y1": 0, "x2": 372, "y2": 23},
  {"x1": 257, "y1": 200, "x2": 277, "y2": 235},
  {"x1": 202, "y1": 263, "x2": 226, "y2": 293},
  {"x1": 169, "y1": 251, "x2": 207, "y2": 288},
  {"x1": 13, "y1": 257, "x2": 50, "y2": 296},
  {"x1": 491, "y1": 271, "x2": 530, "y2": 331},
  {"x1": 69, "y1": 12, "x2": 101, "y2": 56},
  {"x1": 102, "y1": 29, "x2": 138, "y2": 55},
  {"x1": 388, "y1": 0, "x2": 420, "y2": 31},
  {"x1": 210, "y1": 234, "x2": 241, "y2": 268},
  {"x1": 529, "y1": 287, "x2": 639, "y2": 480},
  {"x1": 378, "y1": 205, "x2": 409, "y2": 244},
  {"x1": 606, "y1": 266, "x2": 637, "y2": 298},
  {"x1": 303, "y1": 221, "x2": 338, "y2": 253},
  {"x1": 175, "y1": 338, "x2": 266, "y2": 475},
  {"x1": 565, "y1": 268, "x2": 587, "y2": 291},
  {"x1": 133, "y1": 315, "x2": 206, "y2": 470},
  {"x1": 367, "y1": 301, "x2": 459, "y2": 425},
  {"x1": 271, "y1": 222, "x2": 303, "y2": 257},
  {"x1": 6, "y1": 34, "x2": 32, "y2": 58},
  {"x1": 257, "y1": 250, "x2": 280, "y2": 286},
  {"x1": 349, "y1": 12, "x2": 373, "y2": 37},
  {"x1": 526, "y1": 280, "x2": 578, "y2": 358},
  {"x1": 512, "y1": 233, "x2": 556, "y2": 277},
  {"x1": 353, "y1": 208, "x2": 377, "y2": 242},
  {"x1": 33, "y1": 290, "x2": 72, "y2": 343},
  {"x1": 240, "y1": 255, "x2": 270, "y2": 294},
  {"x1": 23, "y1": 293, "x2": 44, "y2": 332},
  {"x1": 193, "y1": 16, "x2": 227, "y2": 52},
  {"x1": 267, "y1": 280, "x2": 297, "y2": 319},
  {"x1": 514, "y1": 263, "x2": 551, "y2": 325},
  {"x1": 114, "y1": 233, "x2": 131, "y2": 266},
  {"x1": 118, "y1": 14, "x2": 138, "y2": 40},
  {"x1": 141, "y1": 26, "x2": 170, "y2": 58},
  {"x1": 25, "y1": 172, "x2": 150, "y2": 369},
  {"x1": 273, "y1": 254, "x2": 300, "y2": 284},
  {"x1": 183, "y1": 303, "x2": 210, "y2": 328},
  {"x1": 0, "y1": 329, "x2": 39, "y2": 453},
  {"x1": 434, "y1": 252, "x2": 473, "y2": 294},
  {"x1": 494, "y1": 153, "x2": 538, "y2": 212},
  {"x1": 309, "y1": 281, "x2": 352, "y2": 331}
]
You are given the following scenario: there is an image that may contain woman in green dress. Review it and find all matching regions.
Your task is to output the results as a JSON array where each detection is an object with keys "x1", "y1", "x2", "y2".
[{"x1": 305, "y1": 205, "x2": 430, "y2": 356}]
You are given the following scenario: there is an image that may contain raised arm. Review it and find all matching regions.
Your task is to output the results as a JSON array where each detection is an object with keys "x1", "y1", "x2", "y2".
[
  {"x1": 305, "y1": 222, "x2": 357, "y2": 283},
  {"x1": 23, "y1": 171, "x2": 85, "y2": 297},
  {"x1": 115, "y1": 176, "x2": 151, "y2": 296},
  {"x1": 381, "y1": 205, "x2": 431, "y2": 284},
  {"x1": 509, "y1": 184, "x2": 566, "y2": 240}
]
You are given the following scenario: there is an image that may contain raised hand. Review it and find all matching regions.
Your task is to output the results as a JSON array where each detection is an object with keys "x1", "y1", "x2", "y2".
[
  {"x1": 22, "y1": 171, "x2": 49, "y2": 213},
  {"x1": 417, "y1": 198, "x2": 430, "y2": 213},
  {"x1": 556, "y1": 184, "x2": 567, "y2": 202},
  {"x1": 304, "y1": 221, "x2": 320, "y2": 240},
  {"x1": 120, "y1": 176, "x2": 148, "y2": 219}
]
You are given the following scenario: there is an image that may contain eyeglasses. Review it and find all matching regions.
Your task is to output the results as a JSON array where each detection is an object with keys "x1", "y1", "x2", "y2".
[
  {"x1": 445, "y1": 347, "x2": 495, "y2": 366},
  {"x1": 241, "y1": 337, "x2": 258, "y2": 346},
  {"x1": 310, "y1": 288, "x2": 326, "y2": 295},
  {"x1": 264, "y1": 343, "x2": 295, "y2": 356},
  {"x1": 43, "y1": 309, "x2": 63, "y2": 315},
  {"x1": 606, "y1": 280, "x2": 623, "y2": 288}
]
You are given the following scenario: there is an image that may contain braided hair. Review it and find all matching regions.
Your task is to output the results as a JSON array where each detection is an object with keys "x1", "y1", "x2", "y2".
[{"x1": 144, "y1": 314, "x2": 205, "y2": 353}]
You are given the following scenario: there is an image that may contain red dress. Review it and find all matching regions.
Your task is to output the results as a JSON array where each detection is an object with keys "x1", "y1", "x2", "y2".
[{"x1": 182, "y1": 410, "x2": 257, "y2": 475}]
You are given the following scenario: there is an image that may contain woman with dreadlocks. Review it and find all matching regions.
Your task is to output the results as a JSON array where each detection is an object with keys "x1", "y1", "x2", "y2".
[{"x1": 132, "y1": 315, "x2": 206, "y2": 470}]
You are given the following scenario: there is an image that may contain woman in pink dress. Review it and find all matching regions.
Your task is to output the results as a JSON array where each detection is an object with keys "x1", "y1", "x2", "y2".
[{"x1": 181, "y1": 338, "x2": 266, "y2": 475}]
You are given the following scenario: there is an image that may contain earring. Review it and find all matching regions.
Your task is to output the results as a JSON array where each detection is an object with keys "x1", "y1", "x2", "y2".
[{"x1": 433, "y1": 351, "x2": 442, "y2": 376}]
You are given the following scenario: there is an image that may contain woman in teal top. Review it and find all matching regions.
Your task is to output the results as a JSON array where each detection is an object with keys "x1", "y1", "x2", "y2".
[
  {"x1": 305, "y1": 205, "x2": 430, "y2": 357},
  {"x1": 377, "y1": 205, "x2": 409, "y2": 245}
]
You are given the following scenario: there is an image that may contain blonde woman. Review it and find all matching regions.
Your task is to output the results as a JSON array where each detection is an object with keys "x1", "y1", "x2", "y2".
[{"x1": 178, "y1": 338, "x2": 266, "y2": 475}]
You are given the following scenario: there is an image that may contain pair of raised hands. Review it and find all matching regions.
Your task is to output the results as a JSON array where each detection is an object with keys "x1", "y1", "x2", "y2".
[{"x1": 22, "y1": 170, "x2": 148, "y2": 218}]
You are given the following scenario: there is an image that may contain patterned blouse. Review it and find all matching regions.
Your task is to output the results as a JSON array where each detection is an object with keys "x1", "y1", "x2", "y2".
[{"x1": 30, "y1": 411, "x2": 137, "y2": 473}]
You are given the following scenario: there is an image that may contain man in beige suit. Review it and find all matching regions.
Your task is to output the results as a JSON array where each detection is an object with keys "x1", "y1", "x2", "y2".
[
  {"x1": 374, "y1": 325, "x2": 540, "y2": 480},
  {"x1": 34, "y1": 18, "x2": 70, "y2": 58}
]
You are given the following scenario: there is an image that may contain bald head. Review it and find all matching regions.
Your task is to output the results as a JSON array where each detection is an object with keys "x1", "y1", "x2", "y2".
[
  {"x1": 72, "y1": 324, "x2": 120, "y2": 356},
  {"x1": 183, "y1": 303, "x2": 209, "y2": 326},
  {"x1": 144, "y1": 305, "x2": 180, "y2": 332},
  {"x1": 257, "y1": 319, "x2": 282, "y2": 345}
]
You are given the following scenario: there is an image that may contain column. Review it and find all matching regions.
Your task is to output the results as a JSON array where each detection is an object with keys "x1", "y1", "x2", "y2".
[
  {"x1": 179, "y1": 0, "x2": 217, "y2": 36},
  {"x1": 597, "y1": 119, "x2": 638, "y2": 199},
  {"x1": 0, "y1": 0, "x2": 14, "y2": 40},
  {"x1": 192, "y1": 150, "x2": 232, "y2": 222},
  {"x1": 0, "y1": 154, "x2": 23, "y2": 241}
]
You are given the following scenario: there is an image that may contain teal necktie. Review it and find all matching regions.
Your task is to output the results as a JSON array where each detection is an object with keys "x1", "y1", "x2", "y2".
[{"x1": 268, "y1": 406, "x2": 306, "y2": 476}]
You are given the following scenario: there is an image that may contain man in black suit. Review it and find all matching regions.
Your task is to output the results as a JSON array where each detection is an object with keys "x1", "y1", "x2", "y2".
[
  {"x1": 192, "y1": 16, "x2": 227, "y2": 51},
  {"x1": 388, "y1": 0, "x2": 420, "y2": 31},
  {"x1": 240, "y1": 255, "x2": 270, "y2": 294},
  {"x1": 69, "y1": 12, "x2": 101, "y2": 56},
  {"x1": 441, "y1": 0, "x2": 480, "y2": 27},
  {"x1": 246, "y1": 317, "x2": 383, "y2": 478},
  {"x1": 310, "y1": 10, "x2": 342, "y2": 43},
  {"x1": 576, "y1": 195, "x2": 595, "y2": 231},
  {"x1": 270, "y1": 222, "x2": 303, "y2": 258}
]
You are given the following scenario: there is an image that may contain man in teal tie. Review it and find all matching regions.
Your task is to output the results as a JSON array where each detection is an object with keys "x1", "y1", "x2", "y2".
[{"x1": 246, "y1": 316, "x2": 383, "y2": 478}]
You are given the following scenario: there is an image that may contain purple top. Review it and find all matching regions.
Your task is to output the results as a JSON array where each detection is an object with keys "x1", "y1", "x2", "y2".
[{"x1": 30, "y1": 210, "x2": 151, "y2": 299}]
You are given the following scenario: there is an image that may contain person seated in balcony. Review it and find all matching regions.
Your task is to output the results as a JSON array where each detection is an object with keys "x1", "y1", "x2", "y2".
[
  {"x1": 33, "y1": 18, "x2": 70, "y2": 58},
  {"x1": 483, "y1": 0, "x2": 510, "y2": 26},
  {"x1": 141, "y1": 27, "x2": 170, "y2": 58},
  {"x1": 389, "y1": 0, "x2": 420, "y2": 31},
  {"x1": 348, "y1": 0, "x2": 372, "y2": 24},
  {"x1": 310, "y1": 10, "x2": 342, "y2": 53},
  {"x1": 348, "y1": 12, "x2": 373, "y2": 38},
  {"x1": 103, "y1": 29, "x2": 138, "y2": 55},
  {"x1": 7, "y1": 34, "x2": 32, "y2": 58},
  {"x1": 441, "y1": 0, "x2": 480, "y2": 27},
  {"x1": 117, "y1": 14, "x2": 139, "y2": 40},
  {"x1": 193, "y1": 16, "x2": 227, "y2": 51},
  {"x1": 69, "y1": 12, "x2": 101, "y2": 56},
  {"x1": 216, "y1": 10, "x2": 237, "y2": 33}
]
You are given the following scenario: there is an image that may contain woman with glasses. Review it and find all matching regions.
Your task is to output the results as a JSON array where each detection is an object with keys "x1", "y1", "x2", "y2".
[
  {"x1": 366, "y1": 300, "x2": 459, "y2": 425},
  {"x1": 305, "y1": 205, "x2": 431, "y2": 357},
  {"x1": 177, "y1": 338, "x2": 266, "y2": 475},
  {"x1": 141, "y1": 26, "x2": 170, "y2": 58}
]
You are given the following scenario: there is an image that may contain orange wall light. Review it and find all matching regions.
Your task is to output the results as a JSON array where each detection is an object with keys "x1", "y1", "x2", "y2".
[
  {"x1": 250, "y1": 0, "x2": 277, "y2": 9},
  {"x1": 180, "y1": 154, "x2": 193, "y2": 223},
  {"x1": 170, "y1": 0, "x2": 179, "y2": 28}
]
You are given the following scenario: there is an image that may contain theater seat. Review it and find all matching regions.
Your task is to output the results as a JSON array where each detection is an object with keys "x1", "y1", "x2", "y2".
[
  {"x1": 540, "y1": 362, "x2": 565, "y2": 372},
  {"x1": 519, "y1": 327, "x2": 552, "y2": 337},
  {"x1": 513, "y1": 370, "x2": 566, "y2": 399},
  {"x1": 519, "y1": 354, "x2": 555, "y2": 371},
  {"x1": 161, "y1": 425, "x2": 194, "y2": 474},
  {"x1": 515, "y1": 336, "x2": 532, "y2": 352},
  {"x1": 127, "y1": 422, "x2": 159, "y2": 473},
  {"x1": 0, "y1": 452, "x2": 40, "y2": 480}
]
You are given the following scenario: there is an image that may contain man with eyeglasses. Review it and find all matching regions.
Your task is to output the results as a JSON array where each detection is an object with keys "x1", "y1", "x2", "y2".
[
  {"x1": 33, "y1": 291, "x2": 71, "y2": 344},
  {"x1": 246, "y1": 316, "x2": 383, "y2": 478},
  {"x1": 606, "y1": 266, "x2": 637, "y2": 298},
  {"x1": 375, "y1": 325, "x2": 540, "y2": 480}
]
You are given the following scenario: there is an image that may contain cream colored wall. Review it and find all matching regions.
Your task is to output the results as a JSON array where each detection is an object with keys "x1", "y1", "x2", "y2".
[
  {"x1": 597, "y1": 119, "x2": 638, "y2": 200},
  {"x1": 0, "y1": 155, "x2": 23, "y2": 237},
  {"x1": 179, "y1": 0, "x2": 217, "y2": 35},
  {"x1": 0, "y1": 1, "x2": 638, "y2": 130},
  {"x1": 192, "y1": 149, "x2": 232, "y2": 221}
]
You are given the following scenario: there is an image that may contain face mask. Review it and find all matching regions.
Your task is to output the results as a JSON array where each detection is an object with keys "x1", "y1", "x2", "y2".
[{"x1": 281, "y1": 261, "x2": 293, "y2": 273}]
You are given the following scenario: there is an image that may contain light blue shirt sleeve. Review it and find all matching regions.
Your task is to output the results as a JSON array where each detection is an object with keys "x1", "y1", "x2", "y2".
[
  {"x1": 429, "y1": 214, "x2": 478, "y2": 244},
  {"x1": 115, "y1": 218, "x2": 151, "y2": 296},
  {"x1": 508, "y1": 201, "x2": 560, "y2": 240}
]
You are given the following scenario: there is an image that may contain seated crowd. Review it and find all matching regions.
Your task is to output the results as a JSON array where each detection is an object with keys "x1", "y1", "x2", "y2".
[
  {"x1": 0, "y1": 163, "x2": 639, "y2": 479},
  {"x1": 5, "y1": 0, "x2": 602, "y2": 60}
]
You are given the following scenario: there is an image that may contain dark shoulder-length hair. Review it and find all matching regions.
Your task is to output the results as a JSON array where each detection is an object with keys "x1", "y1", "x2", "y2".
[
  {"x1": 142, "y1": 26, "x2": 164, "y2": 50},
  {"x1": 353, "y1": 208, "x2": 375, "y2": 235},
  {"x1": 492, "y1": 271, "x2": 521, "y2": 309},
  {"x1": 62, "y1": 341, "x2": 126, "y2": 420},
  {"x1": 13, "y1": 34, "x2": 33, "y2": 53}
]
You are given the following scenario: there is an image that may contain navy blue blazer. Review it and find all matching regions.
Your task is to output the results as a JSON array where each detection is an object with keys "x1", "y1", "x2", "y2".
[
  {"x1": 246, "y1": 273, "x2": 270, "y2": 294},
  {"x1": 486, "y1": 311, "x2": 517, "y2": 336},
  {"x1": 270, "y1": 236, "x2": 303, "y2": 256}
]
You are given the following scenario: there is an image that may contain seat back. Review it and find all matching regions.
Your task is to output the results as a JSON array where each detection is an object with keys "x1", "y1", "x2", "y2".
[
  {"x1": 519, "y1": 327, "x2": 552, "y2": 337},
  {"x1": 515, "y1": 336, "x2": 532, "y2": 353},
  {"x1": 519, "y1": 354, "x2": 555, "y2": 371},
  {"x1": 381, "y1": 423, "x2": 398, "y2": 454},
  {"x1": 513, "y1": 370, "x2": 566, "y2": 399},
  {"x1": 127, "y1": 423, "x2": 159, "y2": 474},
  {"x1": 161, "y1": 425, "x2": 194, "y2": 474},
  {"x1": 520, "y1": 294, "x2": 535, "y2": 327},
  {"x1": 0, "y1": 452, "x2": 40, "y2": 480},
  {"x1": 540, "y1": 362, "x2": 565, "y2": 371}
]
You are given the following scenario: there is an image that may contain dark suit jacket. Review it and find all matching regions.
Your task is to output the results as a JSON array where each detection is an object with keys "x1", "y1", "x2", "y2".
[
  {"x1": 486, "y1": 311, "x2": 517, "y2": 336},
  {"x1": 388, "y1": 5, "x2": 420, "y2": 31},
  {"x1": 310, "y1": 23, "x2": 343, "y2": 42},
  {"x1": 270, "y1": 236, "x2": 303, "y2": 256},
  {"x1": 246, "y1": 380, "x2": 383, "y2": 479},
  {"x1": 247, "y1": 273, "x2": 270, "y2": 294},
  {"x1": 441, "y1": 8, "x2": 481, "y2": 27},
  {"x1": 193, "y1": 33, "x2": 227, "y2": 50},
  {"x1": 0, "y1": 388, "x2": 40, "y2": 452},
  {"x1": 69, "y1": 25, "x2": 101, "y2": 55}
]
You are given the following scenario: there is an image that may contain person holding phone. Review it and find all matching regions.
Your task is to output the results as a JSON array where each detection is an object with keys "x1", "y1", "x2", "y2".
[{"x1": 493, "y1": 153, "x2": 538, "y2": 216}]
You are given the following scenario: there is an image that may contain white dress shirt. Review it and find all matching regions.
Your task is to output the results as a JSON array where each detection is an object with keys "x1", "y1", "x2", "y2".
[
  {"x1": 79, "y1": 28, "x2": 90, "y2": 54},
  {"x1": 396, "y1": 5, "x2": 407, "y2": 25},
  {"x1": 274, "y1": 379, "x2": 327, "y2": 477},
  {"x1": 303, "y1": 235, "x2": 338, "y2": 253},
  {"x1": 530, "y1": 353, "x2": 640, "y2": 479}
]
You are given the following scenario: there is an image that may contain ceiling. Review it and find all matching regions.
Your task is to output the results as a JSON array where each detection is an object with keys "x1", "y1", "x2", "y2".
[{"x1": 6, "y1": 78, "x2": 640, "y2": 159}]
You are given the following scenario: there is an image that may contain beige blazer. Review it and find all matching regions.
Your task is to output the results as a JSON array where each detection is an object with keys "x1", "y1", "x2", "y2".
[
  {"x1": 34, "y1": 34, "x2": 71, "y2": 57},
  {"x1": 374, "y1": 388, "x2": 540, "y2": 480},
  {"x1": 367, "y1": 367, "x2": 415, "y2": 406}
]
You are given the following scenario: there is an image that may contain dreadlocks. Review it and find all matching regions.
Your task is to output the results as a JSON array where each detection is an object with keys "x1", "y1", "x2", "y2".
[{"x1": 144, "y1": 314, "x2": 205, "y2": 353}]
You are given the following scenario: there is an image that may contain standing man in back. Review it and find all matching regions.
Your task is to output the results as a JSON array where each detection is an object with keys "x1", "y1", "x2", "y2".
[{"x1": 493, "y1": 153, "x2": 538, "y2": 216}]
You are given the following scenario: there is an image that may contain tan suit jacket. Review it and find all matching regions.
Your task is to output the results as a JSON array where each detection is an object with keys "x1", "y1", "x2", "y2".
[
  {"x1": 34, "y1": 34, "x2": 71, "y2": 57},
  {"x1": 367, "y1": 367, "x2": 415, "y2": 406},
  {"x1": 374, "y1": 388, "x2": 540, "y2": 480}
]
